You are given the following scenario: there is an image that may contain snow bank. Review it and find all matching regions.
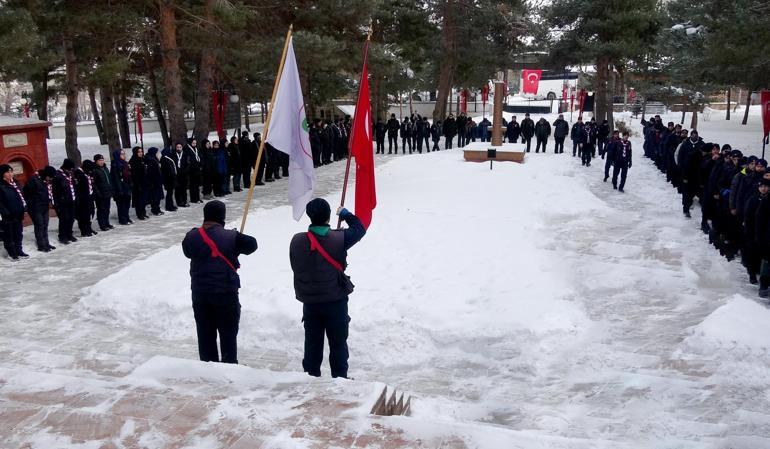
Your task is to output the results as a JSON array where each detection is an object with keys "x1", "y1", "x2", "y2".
[
  {"x1": 79, "y1": 151, "x2": 597, "y2": 372},
  {"x1": 683, "y1": 294, "x2": 770, "y2": 352}
]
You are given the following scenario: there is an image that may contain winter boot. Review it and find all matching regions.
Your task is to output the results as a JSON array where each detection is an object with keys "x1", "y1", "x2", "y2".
[{"x1": 750, "y1": 273, "x2": 758, "y2": 285}]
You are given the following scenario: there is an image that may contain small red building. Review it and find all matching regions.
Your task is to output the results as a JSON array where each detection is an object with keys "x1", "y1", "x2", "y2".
[{"x1": 0, "y1": 116, "x2": 51, "y2": 185}]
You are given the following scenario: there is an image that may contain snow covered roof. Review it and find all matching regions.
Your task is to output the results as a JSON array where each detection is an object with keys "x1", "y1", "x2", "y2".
[{"x1": 0, "y1": 115, "x2": 51, "y2": 130}]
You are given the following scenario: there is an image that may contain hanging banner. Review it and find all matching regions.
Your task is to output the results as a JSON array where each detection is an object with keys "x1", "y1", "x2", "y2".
[
  {"x1": 460, "y1": 89, "x2": 468, "y2": 113},
  {"x1": 521, "y1": 69, "x2": 542, "y2": 95},
  {"x1": 578, "y1": 88, "x2": 587, "y2": 114},
  {"x1": 481, "y1": 84, "x2": 489, "y2": 104}
]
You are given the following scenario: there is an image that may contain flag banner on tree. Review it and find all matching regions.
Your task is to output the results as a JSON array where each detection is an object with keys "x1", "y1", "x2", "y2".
[
  {"x1": 761, "y1": 90, "x2": 770, "y2": 137},
  {"x1": 265, "y1": 36, "x2": 316, "y2": 221},
  {"x1": 521, "y1": 70, "x2": 542, "y2": 95},
  {"x1": 562, "y1": 84, "x2": 567, "y2": 103},
  {"x1": 350, "y1": 44, "x2": 376, "y2": 229},
  {"x1": 481, "y1": 84, "x2": 489, "y2": 104},
  {"x1": 460, "y1": 89, "x2": 468, "y2": 113}
]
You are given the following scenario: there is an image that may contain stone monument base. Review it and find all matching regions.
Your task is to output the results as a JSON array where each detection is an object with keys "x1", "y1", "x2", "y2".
[{"x1": 462, "y1": 142, "x2": 525, "y2": 163}]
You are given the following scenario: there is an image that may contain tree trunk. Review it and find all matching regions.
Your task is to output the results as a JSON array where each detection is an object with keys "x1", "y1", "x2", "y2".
[
  {"x1": 117, "y1": 85, "x2": 131, "y2": 148},
  {"x1": 62, "y1": 35, "x2": 82, "y2": 166},
  {"x1": 35, "y1": 71, "x2": 49, "y2": 122},
  {"x1": 606, "y1": 66, "x2": 615, "y2": 131},
  {"x1": 100, "y1": 82, "x2": 121, "y2": 152},
  {"x1": 434, "y1": 0, "x2": 457, "y2": 121},
  {"x1": 691, "y1": 106, "x2": 698, "y2": 130},
  {"x1": 146, "y1": 58, "x2": 171, "y2": 147},
  {"x1": 89, "y1": 86, "x2": 107, "y2": 145},
  {"x1": 681, "y1": 98, "x2": 687, "y2": 125},
  {"x1": 742, "y1": 90, "x2": 752, "y2": 125},
  {"x1": 159, "y1": 0, "x2": 188, "y2": 143},
  {"x1": 593, "y1": 57, "x2": 609, "y2": 123},
  {"x1": 726, "y1": 87, "x2": 731, "y2": 120}
]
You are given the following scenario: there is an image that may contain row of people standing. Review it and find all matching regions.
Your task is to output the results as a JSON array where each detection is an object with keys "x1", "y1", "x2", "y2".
[
  {"x1": 0, "y1": 129, "x2": 296, "y2": 260},
  {"x1": 642, "y1": 116, "x2": 770, "y2": 298},
  {"x1": 309, "y1": 116, "x2": 351, "y2": 167}
]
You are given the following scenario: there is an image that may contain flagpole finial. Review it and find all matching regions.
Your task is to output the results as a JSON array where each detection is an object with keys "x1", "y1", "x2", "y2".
[
  {"x1": 367, "y1": 18, "x2": 373, "y2": 41},
  {"x1": 289, "y1": 23, "x2": 294, "y2": 31}
]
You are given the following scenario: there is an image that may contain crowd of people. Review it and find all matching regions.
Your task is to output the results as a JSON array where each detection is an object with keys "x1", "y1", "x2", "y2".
[
  {"x1": 0, "y1": 126, "x2": 343, "y2": 260},
  {"x1": 641, "y1": 115, "x2": 770, "y2": 297}
]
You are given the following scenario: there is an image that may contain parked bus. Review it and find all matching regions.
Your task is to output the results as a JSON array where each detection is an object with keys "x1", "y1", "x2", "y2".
[{"x1": 520, "y1": 71, "x2": 579, "y2": 100}]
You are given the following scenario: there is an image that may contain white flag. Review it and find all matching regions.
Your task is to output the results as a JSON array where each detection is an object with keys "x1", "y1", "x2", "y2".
[{"x1": 266, "y1": 36, "x2": 316, "y2": 221}]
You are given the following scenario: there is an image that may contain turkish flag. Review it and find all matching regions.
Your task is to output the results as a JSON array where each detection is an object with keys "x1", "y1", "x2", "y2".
[
  {"x1": 350, "y1": 43, "x2": 376, "y2": 229},
  {"x1": 522, "y1": 70, "x2": 542, "y2": 95},
  {"x1": 761, "y1": 90, "x2": 770, "y2": 137}
]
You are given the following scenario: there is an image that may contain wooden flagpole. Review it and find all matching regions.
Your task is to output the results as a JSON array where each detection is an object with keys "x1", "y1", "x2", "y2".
[
  {"x1": 336, "y1": 22, "x2": 372, "y2": 229},
  {"x1": 239, "y1": 25, "x2": 293, "y2": 233}
]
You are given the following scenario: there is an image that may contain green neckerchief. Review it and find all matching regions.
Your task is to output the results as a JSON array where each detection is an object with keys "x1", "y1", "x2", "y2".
[{"x1": 309, "y1": 225, "x2": 330, "y2": 236}]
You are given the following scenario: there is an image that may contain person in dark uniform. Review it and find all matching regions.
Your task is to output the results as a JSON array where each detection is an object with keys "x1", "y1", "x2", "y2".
[
  {"x1": 430, "y1": 120, "x2": 442, "y2": 152},
  {"x1": 534, "y1": 118, "x2": 551, "y2": 153},
  {"x1": 0, "y1": 164, "x2": 27, "y2": 259},
  {"x1": 289, "y1": 198, "x2": 366, "y2": 378},
  {"x1": 186, "y1": 138, "x2": 203, "y2": 203},
  {"x1": 311, "y1": 119, "x2": 323, "y2": 165},
  {"x1": 742, "y1": 177, "x2": 770, "y2": 285},
  {"x1": 144, "y1": 147, "x2": 165, "y2": 216},
  {"x1": 571, "y1": 116, "x2": 585, "y2": 157},
  {"x1": 506, "y1": 116, "x2": 521, "y2": 144},
  {"x1": 597, "y1": 119, "x2": 610, "y2": 157},
  {"x1": 386, "y1": 114, "x2": 399, "y2": 154},
  {"x1": 520, "y1": 113, "x2": 535, "y2": 152},
  {"x1": 172, "y1": 142, "x2": 190, "y2": 206},
  {"x1": 552, "y1": 114, "x2": 569, "y2": 154},
  {"x1": 612, "y1": 132, "x2": 632, "y2": 192},
  {"x1": 128, "y1": 146, "x2": 148, "y2": 220},
  {"x1": 200, "y1": 139, "x2": 215, "y2": 198},
  {"x1": 182, "y1": 200, "x2": 258, "y2": 364},
  {"x1": 92, "y1": 154, "x2": 114, "y2": 230},
  {"x1": 160, "y1": 148, "x2": 178, "y2": 211},
  {"x1": 443, "y1": 114, "x2": 457, "y2": 149},
  {"x1": 603, "y1": 130, "x2": 620, "y2": 182},
  {"x1": 400, "y1": 117, "x2": 412, "y2": 154},
  {"x1": 111, "y1": 150, "x2": 133, "y2": 225},
  {"x1": 23, "y1": 166, "x2": 57, "y2": 252},
  {"x1": 422, "y1": 116, "x2": 431, "y2": 151},
  {"x1": 678, "y1": 130, "x2": 705, "y2": 218},
  {"x1": 54, "y1": 158, "x2": 79, "y2": 242},
  {"x1": 74, "y1": 160, "x2": 97, "y2": 236},
  {"x1": 374, "y1": 118, "x2": 386, "y2": 155},
  {"x1": 252, "y1": 132, "x2": 266, "y2": 186},
  {"x1": 239, "y1": 131, "x2": 255, "y2": 189}
]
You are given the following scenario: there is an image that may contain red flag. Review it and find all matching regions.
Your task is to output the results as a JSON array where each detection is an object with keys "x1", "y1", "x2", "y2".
[
  {"x1": 761, "y1": 90, "x2": 770, "y2": 138},
  {"x1": 521, "y1": 69, "x2": 542, "y2": 95},
  {"x1": 349, "y1": 42, "x2": 376, "y2": 229}
]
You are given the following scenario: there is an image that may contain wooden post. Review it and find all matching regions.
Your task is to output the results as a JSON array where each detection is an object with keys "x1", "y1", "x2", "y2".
[{"x1": 491, "y1": 82, "x2": 504, "y2": 146}]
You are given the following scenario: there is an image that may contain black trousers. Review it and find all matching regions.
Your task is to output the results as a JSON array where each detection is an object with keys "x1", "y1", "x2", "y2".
[
  {"x1": 189, "y1": 172, "x2": 201, "y2": 203},
  {"x1": 56, "y1": 204, "x2": 75, "y2": 241},
  {"x1": 401, "y1": 137, "x2": 411, "y2": 153},
  {"x1": 554, "y1": 136, "x2": 565, "y2": 153},
  {"x1": 375, "y1": 137, "x2": 385, "y2": 154},
  {"x1": 445, "y1": 136, "x2": 453, "y2": 149},
  {"x1": 192, "y1": 292, "x2": 241, "y2": 364},
  {"x1": 613, "y1": 165, "x2": 628, "y2": 190},
  {"x1": 573, "y1": 140, "x2": 580, "y2": 156},
  {"x1": 535, "y1": 137, "x2": 548, "y2": 153},
  {"x1": 242, "y1": 167, "x2": 252, "y2": 188},
  {"x1": 582, "y1": 149, "x2": 592, "y2": 166},
  {"x1": 424, "y1": 135, "x2": 430, "y2": 150},
  {"x1": 682, "y1": 182, "x2": 697, "y2": 212},
  {"x1": 29, "y1": 208, "x2": 50, "y2": 250},
  {"x1": 164, "y1": 186, "x2": 176, "y2": 210},
  {"x1": 1, "y1": 217, "x2": 23, "y2": 257},
  {"x1": 114, "y1": 195, "x2": 131, "y2": 224},
  {"x1": 388, "y1": 134, "x2": 398, "y2": 153},
  {"x1": 432, "y1": 139, "x2": 440, "y2": 151},
  {"x1": 302, "y1": 299, "x2": 350, "y2": 378},
  {"x1": 604, "y1": 158, "x2": 613, "y2": 180},
  {"x1": 175, "y1": 176, "x2": 188, "y2": 206},
  {"x1": 523, "y1": 137, "x2": 532, "y2": 152},
  {"x1": 95, "y1": 197, "x2": 111, "y2": 228},
  {"x1": 202, "y1": 170, "x2": 213, "y2": 196}
]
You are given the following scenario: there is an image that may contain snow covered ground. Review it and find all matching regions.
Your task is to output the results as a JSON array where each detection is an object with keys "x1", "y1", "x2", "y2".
[{"x1": 3, "y1": 111, "x2": 770, "y2": 448}]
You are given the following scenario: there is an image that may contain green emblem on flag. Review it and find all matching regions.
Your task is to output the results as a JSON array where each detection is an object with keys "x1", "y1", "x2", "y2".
[{"x1": 302, "y1": 117, "x2": 309, "y2": 132}]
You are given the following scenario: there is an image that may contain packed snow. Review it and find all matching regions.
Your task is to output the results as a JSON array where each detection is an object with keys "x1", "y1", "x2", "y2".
[{"x1": 2, "y1": 107, "x2": 770, "y2": 447}]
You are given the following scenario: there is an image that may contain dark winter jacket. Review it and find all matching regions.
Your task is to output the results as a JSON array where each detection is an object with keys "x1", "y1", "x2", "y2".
[
  {"x1": 400, "y1": 120, "x2": 412, "y2": 138},
  {"x1": 22, "y1": 174, "x2": 51, "y2": 213},
  {"x1": 92, "y1": 165, "x2": 113, "y2": 199},
  {"x1": 570, "y1": 122, "x2": 586, "y2": 143},
  {"x1": 289, "y1": 209, "x2": 365, "y2": 304},
  {"x1": 755, "y1": 194, "x2": 770, "y2": 257},
  {"x1": 129, "y1": 149, "x2": 147, "y2": 207},
  {"x1": 185, "y1": 144, "x2": 202, "y2": 176},
  {"x1": 677, "y1": 137, "x2": 705, "y2": 183},
  {"x1": 552, "y1": 118, "x2": 569, "y2": 139},
  {"x1": 227, "y1": 143, "x2": 240, "y2": 175},
  {"x1": 431, "y1": 122, "x2": 442, "y2": 142},
  {"x1": 182, "y1": 222, "x2": 258, "y2": 294},
  {"x1": 160, "y1": 148, "x2": 178, "y2": 190},
  {"x1": 613, "y1": 140, "x2": 633, "y2": 167},
  {"x1": 144, "y1": 148, "x2": 164, "y2": 203},
  {"x1": 443, "y1": 117, "x2": 457, "y2": 137},
  {"x1": 605, "y1": 137, "x2": 621, "y2": 164},
  {"x1": 534, "y1": 120, "x2": 551, "y2": 139},
  {"x1": 239, "y1": 137, "x2": 255, "y2": 172},
  {"x1": 74, "y1": 166, "x2": 95, "y2": 213},
  {"x1": 598, "y1": 122, "x2": 610, "y2": 141},
  {"x1": 53, "y1": 170, "x2": 77, "y2": 206},
  {"x1": 506, "y1": 121, "x2": 520, "y2": 142},
  {"x1": 386, "y1": 118, "x2": 400, "y2": 136},
  {"x1": 520, "y1": 118, "x2": 535, "y2": 139},
  {"x1": 0, "y1": 178, "x2": 26, "y2": 220},
  {"x1": 374, "y1": 121, "x2": 386, "y2": 140}
]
